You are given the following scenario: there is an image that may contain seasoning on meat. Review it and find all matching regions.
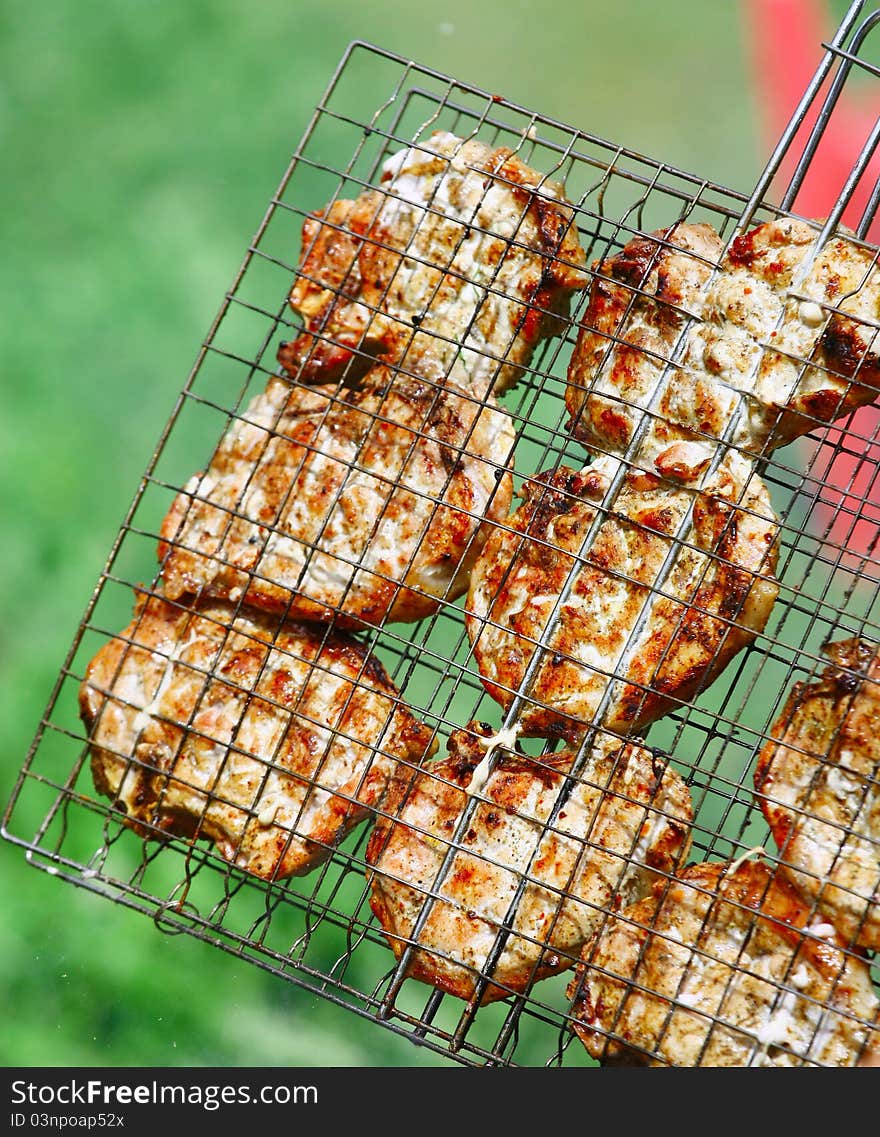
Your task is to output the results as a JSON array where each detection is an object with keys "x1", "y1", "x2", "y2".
[
  {"x1": 159, "y1": 370, "x2": 515, "y2": 627},
  {"x1": 567, "y1": 859, "x2": 880, "y2": 1066},
  {"x1": 79, "y1": 592, "x2": 436, "y2": 880},
  {"x1": 566, "y1": 218, "x2": 880, "y2": 462},
  {"x1": 367, "y1": 721, "x2": 692, "y2": 1003},
  {"x1": 465, "y1": 449, "x2": 779, "y2": 740},
  {"x1": 278, "y1": 130, "x2": 588, "y2": 398},
  {"x1": 755, "y1": 636, "x2": 880, "y2": 951}
]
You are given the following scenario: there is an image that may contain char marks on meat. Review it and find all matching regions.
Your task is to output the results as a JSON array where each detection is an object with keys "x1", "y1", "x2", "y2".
[
  {"x1": 159, "y1": 371, "x2": 515, "y2": 627},
  {"x1": 756, "y1": 636, "x2": 880, "y2": 951},
  {"x1": 568, "y1": 859, "x2": 880, "y2": 1066},
  {"x1": 567, "y1": 218, "x2": 880, "y2": 462},
  {"x1": 466, "y1": 450, "x2": 779, "y2": 740},
  {"x1": 278, "y1": 131, "x2": 588, "y2": 399},
  {"x1": 367, "y1": 721, "x2": 692, "y2": 1002},
  {"x1": 80, "y1": 593, "x2": 436, "y2": 879}
]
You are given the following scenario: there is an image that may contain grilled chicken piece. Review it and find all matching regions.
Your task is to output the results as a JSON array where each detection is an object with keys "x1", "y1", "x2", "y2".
[
  {"x1": 159, "y1": 371, "x2": 515, "y2": 627},
  {"x1": 568, "y1": 859, "x2": 880, "y2": 1067},
  {"x1": 277, "y1": 130, "x2": 588, "y2": 398},
  {"x1": 567, "y1": 218, "x2": 880, "y2": 461},
  {"x1": 756, "y1": 636, "x2": 880, "y2": 951},
  {"x1": 79, "y1": 593, "x2": 436, "y2": 880},
  {"x1": 466, "y1": 450, "x2": 779, "y2": 740},
  {"x1": 567, "y1": 222, "x2": 724, "y2": 458},
  {"x1": 367, "y1": 721, "x2": 692, "y2": 1003}
]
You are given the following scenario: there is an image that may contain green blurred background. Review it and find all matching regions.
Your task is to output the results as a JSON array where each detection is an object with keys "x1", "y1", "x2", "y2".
[{"x1": 0, "y1": 0, "x2": 802, "y2": 1067}]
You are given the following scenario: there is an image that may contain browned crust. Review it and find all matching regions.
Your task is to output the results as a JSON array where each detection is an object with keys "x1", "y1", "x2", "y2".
[
  {"x1": 613, "y1": 477, "x2": 780, "y2": 729},
  {"x1": 365, "y1": 725, "x2": 577, "y2": 1003},
  {"x1": 367, "y1": 723, "x2": 692, "y2": 1004},
  {"x1": 565, "y1": 223, "x2": 722, "y2": 448},
  {"x1": 277, "y1": 136, "x2": 587, "y2": 395},
  {"x1": 567, "y1": 890, "x2": 657, "y2": 1065},
  {"x1": 755, "y1": 636, "x2": 880, "y2": 949},
  {"x1": 727, "y1": 221, "x2": 880, "y2": 444},
  {"x1": 567, "y1": 217, "x2": 880, "y2": 456},
  {"x1": 80, "y1": 592, "x2": 436, "y2": 879},
  {"x1": 277, "y1": 194, "x2": 392, "y2": 386},
  {"x1": 567, "y1": 859, "x2": 876, "y2": 1066},
  {"x1": 80, "y1": 630, "x2": 157, "y2": 835},
  {"x1": 157, "y1": 373, "x2": 515, "y2": 628},
  {"x1": 466, "y1": 459, "x2": 779, "y2": 741}
]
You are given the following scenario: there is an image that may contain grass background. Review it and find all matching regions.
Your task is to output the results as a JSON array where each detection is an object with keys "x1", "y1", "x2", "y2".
[{"x1": 1, "y1": 0, "x2": 844, "y2": 1068}]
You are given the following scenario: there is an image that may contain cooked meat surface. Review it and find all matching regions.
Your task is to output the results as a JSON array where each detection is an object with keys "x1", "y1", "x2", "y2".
[
  {"x1": 567, "y1": 218, "x2": 880, "y2": 461},
  {"x1": 79, "y1": 593, "x2": 436, "y2": 879},
  {"x1": 567, "y1": 222, "x2": 724, "y2": 458},
  {"x1": 159, "y1": 371, "x2": 515, "y2": 627},
  {"x1": 466, "y1": 450, "x2": 779, "y2": 740},
  {"x1": 567, "y1": 859, "x2": 880, "y2": 1067},
  {"x1": 367, "y1": 721, "x2": 692, "y2": 1003},
  {"x1": 278, "y1": 130, "x2": 588, "y2": 398},
  {"x1": 756, "y1": 636, "x2": 880, "y2": 951}
]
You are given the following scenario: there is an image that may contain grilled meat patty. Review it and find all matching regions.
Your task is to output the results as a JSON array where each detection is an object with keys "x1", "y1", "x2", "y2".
[
  {"x1": 567, "y1": 221, "x2": 723, "y2": 459},
  {"x1": 366, "y1": 721, "x2": 692, "y2": 1003},
  {"x1": 278, "y1": 130, "x2": 588, "y2": 398},
  {"x1": 568, "y1": 859, "x2": 880, "y2": 1067},
  {"x1": 567, "y1": 218, "x2": 880, "y2": 461},
  {"x1": 466, "y1": 450, "x2": 779, "y2": 740},
  {"x1": 79, "y1": 593, "x2": 436, "y2": 879},
  {"x1": 756, "y1": 636, "x2": 880, "y2": 951},
  {"x1": 159, "y1": 371, "x2": 515, "y2": 627}
]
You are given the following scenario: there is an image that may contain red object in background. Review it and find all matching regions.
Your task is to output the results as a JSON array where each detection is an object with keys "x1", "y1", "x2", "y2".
[{"x1": 744, "y1": 0, "x2": 880, "y2": 565}]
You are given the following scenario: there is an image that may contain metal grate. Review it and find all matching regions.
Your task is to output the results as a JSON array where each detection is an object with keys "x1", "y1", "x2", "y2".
[{"x1": 5, "y1": 0, "x2": 880, "y2": 1067}]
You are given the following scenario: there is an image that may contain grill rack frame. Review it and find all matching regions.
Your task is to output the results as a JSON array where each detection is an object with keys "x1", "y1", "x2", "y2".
[{"x1": 5, "y1": 0, "x2": 880, "y2": 1067}]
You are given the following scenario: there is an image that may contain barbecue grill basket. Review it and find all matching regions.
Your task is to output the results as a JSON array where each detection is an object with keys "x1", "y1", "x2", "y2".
[{"x1": 5, "y1": 0, "x2": 880, "y2": 1067}]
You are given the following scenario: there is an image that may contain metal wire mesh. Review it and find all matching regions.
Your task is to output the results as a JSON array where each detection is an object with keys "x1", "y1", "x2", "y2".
[{"x1": 5, "y1": 1, "x2": 880, "y2": 1067}]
